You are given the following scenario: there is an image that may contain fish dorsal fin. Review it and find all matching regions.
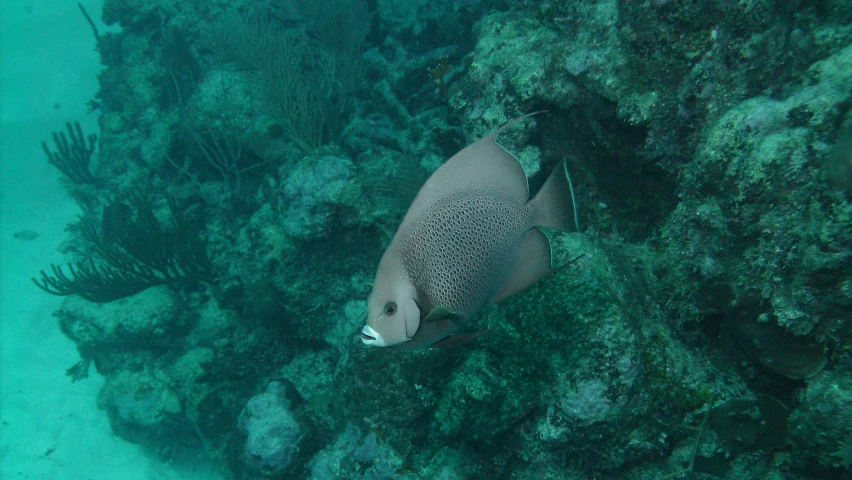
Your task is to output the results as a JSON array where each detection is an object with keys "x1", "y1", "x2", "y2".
[
  {"x1": 405, "y1": 113, "x2": 544, "y2": 217},
  {"x1": 489, "y1": 227, "x2": 558, "y2": 305}
]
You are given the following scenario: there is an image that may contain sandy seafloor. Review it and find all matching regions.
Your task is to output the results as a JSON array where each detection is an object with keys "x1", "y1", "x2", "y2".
[{"x1": 0, "y1": 2, "x2": 222, "y2": 479}]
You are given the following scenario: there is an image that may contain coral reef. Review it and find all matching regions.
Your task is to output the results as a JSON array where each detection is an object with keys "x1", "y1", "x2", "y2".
[
  {"x1": 789, "y1": 370, "x2": 852, "y2": 472},
  {"x1": 37, "y1": 0, "x2": 852, "y2": 478},
  {"x1": 98, "y1": 368, "x2": 192, "y2": 455}
]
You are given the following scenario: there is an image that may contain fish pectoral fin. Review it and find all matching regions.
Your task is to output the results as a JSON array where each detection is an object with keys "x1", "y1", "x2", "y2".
[
  {"x1": 430, "y1": 329, "x2": 491, "y2": 349},
  {"x1": 423, "y1": 306, "x2": 459, "y2": 324}
]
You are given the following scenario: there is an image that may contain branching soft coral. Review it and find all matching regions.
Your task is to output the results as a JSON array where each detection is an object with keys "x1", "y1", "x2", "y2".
[
  {"x1": 831, "y1": 434, "x2": 852, "y2": 470},
  {"x1": 41, "y1": 121, "x2": 97, "y2": 184},
  {"x1": 33, "y1": 191, "x2": 211, "y2": 302}
]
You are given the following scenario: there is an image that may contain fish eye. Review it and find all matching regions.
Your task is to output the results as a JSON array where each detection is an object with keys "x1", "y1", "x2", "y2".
[{"x1": 383, "y1": 302, "x2": 397, "y2": 316}]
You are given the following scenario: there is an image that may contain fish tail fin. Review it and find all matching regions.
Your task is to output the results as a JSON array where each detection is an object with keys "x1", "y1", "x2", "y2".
[{"x1": 529, "y1": 161, "x2": 580, "y2": 232}]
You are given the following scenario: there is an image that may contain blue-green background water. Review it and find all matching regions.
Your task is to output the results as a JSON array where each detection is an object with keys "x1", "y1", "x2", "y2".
[
  {"x1": 0, "y1": 2, "x2": 218, "y2": 478},
  {"x1": 2, "y1": 1, "x2": 852, "y2": 479}
]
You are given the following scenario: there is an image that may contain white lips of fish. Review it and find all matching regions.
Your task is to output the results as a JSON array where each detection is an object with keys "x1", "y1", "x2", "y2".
[
  {"x1": 360, "y1": 325, "x2": 383, "y2": 345},
  {"x1": 362, "y1": 112, "x2": 578, "y2": 350}
]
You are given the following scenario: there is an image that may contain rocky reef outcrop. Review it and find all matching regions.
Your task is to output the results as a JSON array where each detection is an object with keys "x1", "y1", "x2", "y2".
[{"x1": 38, "y1": 0, "x2": 852, "y2": 478}]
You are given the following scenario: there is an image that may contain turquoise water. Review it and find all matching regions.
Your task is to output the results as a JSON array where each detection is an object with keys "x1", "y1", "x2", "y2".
[
  {"x1": 2, "y1": 1, "x2": 851, "y2": 479},
  {"x1": 0, "y1": 2, "x2": 218, "y2": 478}
]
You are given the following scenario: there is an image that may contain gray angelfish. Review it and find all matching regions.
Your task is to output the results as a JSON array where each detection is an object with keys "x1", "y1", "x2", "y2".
[{"x1": 361, "y1": 112, "x2": 579, "y2": 350}]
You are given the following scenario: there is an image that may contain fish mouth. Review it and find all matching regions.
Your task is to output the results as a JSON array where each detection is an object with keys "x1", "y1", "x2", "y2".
[{"x1": 361, "y1": 325, "x2": 384, "y2": 346}]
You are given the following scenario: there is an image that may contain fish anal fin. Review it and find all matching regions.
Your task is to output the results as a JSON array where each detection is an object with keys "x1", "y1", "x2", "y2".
[
  {"x1": 430, "y1": 329, "x2": 490, "y2": 349},
  {"x1": 490, "y1": 228, "x2": 557, "y2": 305}
]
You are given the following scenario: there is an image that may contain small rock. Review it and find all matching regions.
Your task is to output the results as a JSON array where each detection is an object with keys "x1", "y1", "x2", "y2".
[{"x1": 238, "y1": 381, "x2": 303, "y2": 475}]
